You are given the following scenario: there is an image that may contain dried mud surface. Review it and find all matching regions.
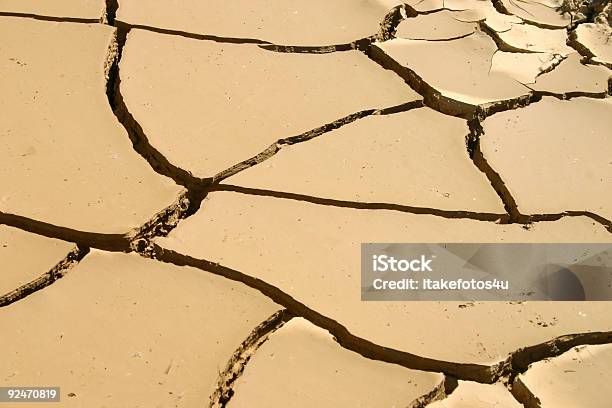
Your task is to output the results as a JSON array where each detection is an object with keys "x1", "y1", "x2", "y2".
[{"x1": 1, "y1": 0, "x2": 611, "y2": 406}]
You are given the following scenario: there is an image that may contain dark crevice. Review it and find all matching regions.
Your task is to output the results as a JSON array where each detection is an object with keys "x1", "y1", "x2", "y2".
[
  {"x1": 467, "y1": 119, "x2": 522, "y2": 222},
  {"x1": 209, "y1": 310, "x2": 294, "y2": 407},
  {"x1": 0, "y1": 246, "x2": 90, "y2": 307},
  {"x1": 115, "y1": 21, "x2": 270, "y2": 45},
  {"x1": 534, "y1": 211, "x2": 612, "y2": 232},
  {"x1": 142, "y1": 244, "x2": 503, "y2": 383},
  {"x1": 213, "y1": 185, "x2": 508, "y2": 223},
  {"x1": 129, "y1": 190, "x2": 208, "y2": 250},
  {"x1": 103, "y1": 0, "x2": 118, "y2": 25},
  {"x1": 257, "y1": 36, "x2": 376, "y2": 54},
  {"x1": 402, "y1": 32, "x2": 477, "y2": 42},
  {"x1": 211, "y1": 100, "x2": 424, "y2": 183},
  {"x1": 414, "y1": 376, "x2": 459, "y2": 408},
  {"x1": 0, "y1": 11, "x2": 99, "y2": 24},
  {"x1": 511, "y1": 376, "x2": 542, "y2": 408},
  {"x1": 531, "y1": 88, "x2": 610, "y2": 99},
  {"x1": 491, "y1": 0, "x2": 513, "y2": 15},
  {"x1": 0, "y1": 212, "x2": 131, "y2": 252},
  {"x1": 380, "y1": 4, "x2": 412, "y2": 40}
]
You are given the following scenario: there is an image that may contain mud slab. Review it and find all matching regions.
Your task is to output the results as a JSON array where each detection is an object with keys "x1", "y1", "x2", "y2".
[
  {"x1": 0, "y1": 18, "x2": 181, "y2": 233},
  {"x1": 372, "y1": 33, "x2": 531, "y2": 113},
  {"x1": 228, "y1": 318, "x2": 445, "y2": 408},
  {"x1": 532, "y1": 53, "x2": 611, "y2": 95},
  {"x1": 482, "y1": 97, "x2": 612, "y2": 220},
  {"x1": 498, "y1": 0, "x2": 571, "y2": 27},
  {"x1": 0, "y1": 251, "x2": 280, "y2": 407},
  {"x1": 494, "y1": 23, "x2": 573, "y2": 55},
  {"x1": 225, "y1": 107, "x2": 504, "y2": 213}
]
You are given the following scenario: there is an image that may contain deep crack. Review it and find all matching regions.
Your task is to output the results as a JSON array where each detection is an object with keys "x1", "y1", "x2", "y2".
[
  {"x1": 0, "y1": 245, "x2": 89, "y2": 307},
  {"x1": 209, "y1": 310, "x2": 294, "y2": 407}
]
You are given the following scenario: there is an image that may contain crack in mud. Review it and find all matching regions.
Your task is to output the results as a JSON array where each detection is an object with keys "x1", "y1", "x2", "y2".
[
  {"x1": 0, "y1": 212, "x2": 130, "y2": 252},
  {"x1": 209, "y1": 310, "x2": 294, "y2": 408},
  {"x1": 0, "y1": 245, "x2": 89, "y2": 307},
  {"x1": 467, "y1": 119, "x2": 522, "y2": 222},
  {"x1": 0, "y1": 11, "x2": 100, "y2": 24},
  {"x1": 102, "y1": 0, "x2": 118, "y2": 25},
  {"x1": 511, "y1": 376, "x2": 542, "y2": 408},
  {"x1": 214, "y1": 185, "x2": 508, "y2": 223},
  {"x1": 211, "y1": 100, "x2": 425, "y2": 184},
  {"x1": 136, "y1": 244, "x2": 612, "y2": 387}
]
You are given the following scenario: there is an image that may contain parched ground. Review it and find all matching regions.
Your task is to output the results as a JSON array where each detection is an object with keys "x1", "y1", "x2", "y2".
[{"x1": 1, "y1": 0, "x2": 611, "y2": 407}]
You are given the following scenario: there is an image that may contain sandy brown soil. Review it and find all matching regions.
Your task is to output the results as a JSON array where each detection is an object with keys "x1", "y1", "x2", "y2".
[{"x1": 1, "y1": 0, "x2": 611, "y2": 407}]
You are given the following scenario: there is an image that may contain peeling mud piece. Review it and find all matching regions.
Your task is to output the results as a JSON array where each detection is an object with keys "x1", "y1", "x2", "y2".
[
  {"x1": 0, "y1": 226, "x2": 75, "y2": 296},
  {"x1": 491, "y1": 52, "x2": 562, "y2": 83},
  {"x1": 120, "y1": 29, "x2": 418, "y2": 178},
  {"x1": 515, "y1": 344, "x2": 612, "y2": 407},
  {"x1": 494, "y1": 23, "x2": 573, "y2": 55},
  {"x1": 157, "y1": 191, "x2": 612, "y2": 369},
  {"x1": 0, "y1": 0, "x2": 103, "y2": 20},
  {"x1": 225, "y1": 108, "x2": 504, "y2": 213},
  {"x1": 372, "y1": 33, "x2": 531, "y2": 115},
  {"x1": 532, "y1": 53, "x2": 611, "y2": 94},
  {"x1": 498, "y1": 0, "x2": 571, "y2": 27},
  {"x1": 482, "y1": 97, "x2": 612, "y2": 220},
  {"x1": 116, "y1": 0, "x2": 402, "y2": 46},
  {"x1": 395, "y1": 10, "x2": 477, "y2": 40},
  {"x1": 574, "y1": 23, "x2": 612, "y2": 67},
  {"x1": 427, "y1": 381, "x2": 521, "y2": 407},
  {"x1": 0, "y1": 251, "x2": 280, "y2": 407},
  {"x1": 227, "y1": 318, "x2": 445, "y2": 408},
  {"x1": 0, "y1": 19, "x2": 181, "y2": 233}
]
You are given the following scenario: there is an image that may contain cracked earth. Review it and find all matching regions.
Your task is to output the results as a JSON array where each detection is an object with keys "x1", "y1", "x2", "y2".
[{"x1": 1, "y1": 0, "x2": 611, "y2": 406}]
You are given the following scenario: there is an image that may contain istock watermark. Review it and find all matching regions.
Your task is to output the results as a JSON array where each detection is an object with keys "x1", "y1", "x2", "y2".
[
  {"x1": 371, "y1": 254, "x2": 433, "y2": 272},
  {"x1": 361, "y1": 243, "x2": 612, "y2": 301}
]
